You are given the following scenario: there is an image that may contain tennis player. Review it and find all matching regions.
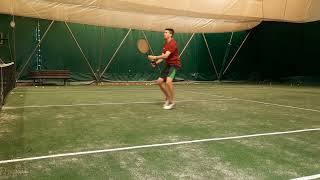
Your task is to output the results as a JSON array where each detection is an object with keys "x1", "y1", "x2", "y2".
[{"x1": 148, "y1": 28, "x2": 181, "y2": 110}]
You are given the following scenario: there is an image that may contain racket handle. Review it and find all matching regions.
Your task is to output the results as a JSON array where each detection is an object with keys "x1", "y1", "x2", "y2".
[{"x1": 151, "y1": 61, "x2": 157, "y2": 68}]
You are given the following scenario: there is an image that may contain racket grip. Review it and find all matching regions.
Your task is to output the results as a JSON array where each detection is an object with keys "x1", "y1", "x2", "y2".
[{"x1": 151, "y1": 61, "x2": 157, "y2": 68}]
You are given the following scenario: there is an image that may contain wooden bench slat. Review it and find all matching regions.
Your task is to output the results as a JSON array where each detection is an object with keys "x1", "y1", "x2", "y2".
[
  {"x1": 29, "y1": 70, "x2": 71, "y2": 86},
  {"x1": 30, "y1": 76, "x2": 70, "y2": 79}
]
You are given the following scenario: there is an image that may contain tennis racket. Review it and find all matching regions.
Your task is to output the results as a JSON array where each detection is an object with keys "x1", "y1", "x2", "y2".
[{"x1": 137, "y1": 39, "x2": 160, "y2": 70}]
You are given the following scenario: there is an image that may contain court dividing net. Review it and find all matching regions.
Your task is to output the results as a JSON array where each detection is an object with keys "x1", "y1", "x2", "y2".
[{"x1": 0, "y1": 62, "x2": 15, "y2": 109}]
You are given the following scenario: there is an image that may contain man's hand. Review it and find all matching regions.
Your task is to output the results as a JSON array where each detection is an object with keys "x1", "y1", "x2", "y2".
[
  {"x1": 150, "y1": 61, "x2": 157, "y2": 68},
  {"x1": 148, "y1": 55, "x2": 157, "y2": 61}
]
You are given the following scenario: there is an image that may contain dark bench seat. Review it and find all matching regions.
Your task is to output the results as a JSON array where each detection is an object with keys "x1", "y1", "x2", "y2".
[{"x1": 29, "y1": 70, "x2": 71, "y2": 85}]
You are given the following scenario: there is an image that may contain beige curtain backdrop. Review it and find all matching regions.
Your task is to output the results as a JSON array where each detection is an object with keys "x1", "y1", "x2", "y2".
[{"x1": 0, "y1": 0, "x2": 319, "y2": 32}]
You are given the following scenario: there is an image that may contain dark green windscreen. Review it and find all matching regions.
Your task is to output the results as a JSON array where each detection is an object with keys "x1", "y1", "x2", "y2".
[
  {"x1": 0, "y1": 14, "x2": 319, "y2": 83},
  {"x1": 224, "y1": 21, "x2": 320, "y2": 83}
]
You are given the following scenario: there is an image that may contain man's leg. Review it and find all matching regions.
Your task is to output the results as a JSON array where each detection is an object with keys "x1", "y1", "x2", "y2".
[
  {"x1": 166, "y1": 66, "x2": 177, "y2": 104},
  {"x1": 157, "y1": 78, "x2": 169, "y2": 101},
  {"x1": 163, "y1": 66, "x2": 177, "y2": 109},
  {"x1": 165, "y1": 77, "x2": 174, "y2": 104}
]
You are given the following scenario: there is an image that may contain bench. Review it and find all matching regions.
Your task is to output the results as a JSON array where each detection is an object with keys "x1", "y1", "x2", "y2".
[{"x1": 29, "y1": 70, "x2": 71, "y2": 86}]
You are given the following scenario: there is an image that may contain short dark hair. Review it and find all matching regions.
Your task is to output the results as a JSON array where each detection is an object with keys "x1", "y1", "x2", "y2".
[{"x1": 165, "y1": 28, "x2": 175, "y2": 36}]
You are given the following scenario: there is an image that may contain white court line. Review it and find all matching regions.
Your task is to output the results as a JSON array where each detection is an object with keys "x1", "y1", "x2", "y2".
[
  {"x1": 9, "y1": 89, "x2": 320, "y2": 113},
  {"x1": 291, "y1": 174, "x2": 320, "y2": 180},
  {"x1": 185, "y1": 91, "x2": 320, "y2": 113},
  {"x1": 3, "y1": 99, "x2": 232, "y2": 109},
  {"x1": 12, "y1": 89, "x2": 159, "y2": 94},
  {"x1": 0, "y1": 128, "x2": 319, "y2": 164},
  {"x1": 11, "y1": 87, "x2": 233, "y2": 94}
]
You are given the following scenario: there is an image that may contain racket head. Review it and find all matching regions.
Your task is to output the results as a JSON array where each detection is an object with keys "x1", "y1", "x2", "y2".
[{"x1": 137, "y1": 38, "x2": 150, "y2": 54}]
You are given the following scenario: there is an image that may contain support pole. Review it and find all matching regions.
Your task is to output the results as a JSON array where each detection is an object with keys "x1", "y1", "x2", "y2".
[
  {"x1": 222, "y1": 31, "x2": 251, "y2": 76},
  {"x1": 218, "y1": 32, "x2": 234, "y2": 80},
  {"x1": 100, "y1": 29, "x2": 132, "y2": 79},
  {"x1": 16, "y1": 20, "x2": 54, "y2": 80},
  {"x1": 202, "y1": 33, "x2": 219, "y2": 79},
  {"x1": 65, "y1": 22, "x2": 98, "y2": 82},
  {"x1": 179, "y1": 33, "x2": 195, "y2": 58}
]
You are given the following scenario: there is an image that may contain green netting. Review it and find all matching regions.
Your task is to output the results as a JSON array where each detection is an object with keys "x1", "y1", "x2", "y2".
[
  {"x1": 0, "y1": 14, "x2": 250, "y2": 82},
  {"x1": 1, "y1": 13, "x2": 318, "y2": 83},
  {"x1": 226, "y1": 21, "x2": 320, "y2": 84},
  {"x1": 0, "y1": 15, "x2": 13, "y2": 64}
]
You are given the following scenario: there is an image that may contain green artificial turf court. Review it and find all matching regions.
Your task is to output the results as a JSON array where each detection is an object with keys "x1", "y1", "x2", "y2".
[{"x1": 0, "y1": 84, "x2": 319, "y2": 179}]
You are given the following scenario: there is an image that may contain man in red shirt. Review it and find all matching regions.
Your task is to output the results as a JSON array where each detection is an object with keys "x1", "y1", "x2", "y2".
[{"x1": 148, "y1": 28, "x2": 181, "y2": 110}]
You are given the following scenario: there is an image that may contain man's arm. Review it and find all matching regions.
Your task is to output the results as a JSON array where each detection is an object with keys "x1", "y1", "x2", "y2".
[
  {"x1": 149, "y1": 56, "x2": 163, "y2": 68},
  {"x1": 151, "y1": 58, "x2": 164, "y2": 68},
  {"x1": 148, "y1": 51, "x2": 171, "y2": 61}
]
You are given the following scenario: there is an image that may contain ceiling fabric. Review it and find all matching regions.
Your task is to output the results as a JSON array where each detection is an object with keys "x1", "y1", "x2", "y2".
[{"x1": 0, "y1": 0, "x2": 319, "y2": 32}]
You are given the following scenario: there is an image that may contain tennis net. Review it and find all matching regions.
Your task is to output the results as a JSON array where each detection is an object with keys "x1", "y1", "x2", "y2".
[{"x1": 0, "y1": 62, "x2": 15, "y2": 109}]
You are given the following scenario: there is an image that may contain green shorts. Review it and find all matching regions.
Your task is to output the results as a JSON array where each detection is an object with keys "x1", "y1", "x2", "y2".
[{"x1": 160, "y1": 65, "x2": 178, "y2": 81}]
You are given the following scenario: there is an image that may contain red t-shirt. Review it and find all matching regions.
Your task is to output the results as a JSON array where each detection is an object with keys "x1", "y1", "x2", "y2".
[{"x1": 162, "y1": 39, "x2": 181, "y2": 68}]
